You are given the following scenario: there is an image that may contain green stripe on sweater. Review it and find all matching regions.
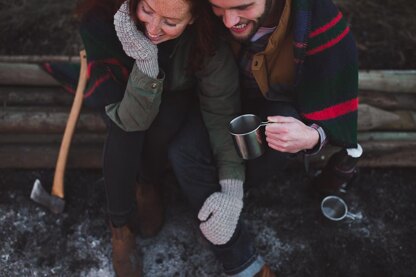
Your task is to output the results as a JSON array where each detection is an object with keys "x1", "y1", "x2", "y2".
[
  {"x1": 307, "y1": 17, "x2": 348, "y2": 51},
  {"x1": 297, "y1": 63, "x2": 358, "y2": 112},
  {"x1": 293, "y1": 0, "x2": 311, "y2": 10}
]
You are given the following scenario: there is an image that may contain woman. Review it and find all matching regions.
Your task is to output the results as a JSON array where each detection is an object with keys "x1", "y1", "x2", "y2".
[{"x1": 102, "y1": 0, "x2": 252, "y2": 276}]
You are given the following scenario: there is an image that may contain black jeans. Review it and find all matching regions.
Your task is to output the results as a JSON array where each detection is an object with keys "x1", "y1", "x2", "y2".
[
  {"x1": 168, "y1": 108, "x2": 260, "y2": 275},
  {"x1": 167, "y1": 99, "x2": 302, "y2": 275},
  {"x1": 102, "y1": 89, "x2": 192, "y2": 227}
]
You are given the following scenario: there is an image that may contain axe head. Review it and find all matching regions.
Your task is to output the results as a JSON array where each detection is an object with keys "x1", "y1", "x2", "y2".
[{"x1": 30, "y1": 179, "x2": 65, "y2": 214}]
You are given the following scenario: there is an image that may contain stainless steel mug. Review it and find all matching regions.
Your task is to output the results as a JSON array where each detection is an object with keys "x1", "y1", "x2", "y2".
[
  {"x1": 321, "y1": 195, "x2": 362, "y2": 221},
  {"x1": 229, "y1": 114, "x2": 270, "y2": 160}
]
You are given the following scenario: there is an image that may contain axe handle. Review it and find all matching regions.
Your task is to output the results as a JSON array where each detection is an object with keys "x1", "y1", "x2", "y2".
[{"x1": 51, "y1": 50, "x2": 88, "y2": 198}]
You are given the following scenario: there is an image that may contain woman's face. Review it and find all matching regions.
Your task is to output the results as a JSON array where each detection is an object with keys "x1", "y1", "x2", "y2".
[{"x1": 137, "y1": 0, "x2": 194, "y2": 44}]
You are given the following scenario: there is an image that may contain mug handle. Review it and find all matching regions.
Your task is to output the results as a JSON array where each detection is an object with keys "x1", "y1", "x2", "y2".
[
  {"x1": 259, "y1": 121, "x2": 272, "y2": 127},
  {"x1": 346, "y1": 211, "x2": 363, "y2": 220}
]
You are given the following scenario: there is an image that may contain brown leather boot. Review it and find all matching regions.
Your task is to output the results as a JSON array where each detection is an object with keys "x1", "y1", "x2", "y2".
[
  {"x1": 135, "y1": 183, "x2": 165, "y2": 238},
  {"x1": 310, "y1": 149, "x2": 359, "y2": 195},
  {"x1": 110, "y1": 223, "x2": 142, "y2": 277},
  {"x1": 255, "y1": 264, "x2": 276, "y2": 277}
]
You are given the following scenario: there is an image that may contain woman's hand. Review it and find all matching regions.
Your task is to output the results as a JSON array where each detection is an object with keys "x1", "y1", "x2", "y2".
[
  {"x1": 198, "y1": 179, "x2": 243, "y2": 245},
  {"x1": 114, "y1": 1, "x2": 159, "y2": 78},
  {"x1": 265, "y1": 115, "x2": 319, "y2": 153}
]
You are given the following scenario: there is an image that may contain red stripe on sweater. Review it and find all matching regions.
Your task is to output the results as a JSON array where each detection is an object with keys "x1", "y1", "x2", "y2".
[
  {"x1": 306, "y1": 26, "x2": 350, "y2": 56},
  {"x1": 100, "y1": 58, "x2": 130, "y2": 79},
  {"x1": 87, "y1": 58, "x2": 130, "y2": 80},
  {"x1": 293, "y1": 41, "x2": 307, "y2": 48},
  {"x1": 84, "y1": 73, "x2": 112, "y2": 98},
  {"x1": 63, "y1": 84, "x2": 75, "y2": 94},
  {"x1": 87, "y1": 62, "x2": 93, "y2": 78},
  {"x1": 42, "y1": 63, "x2": 53, "y2": 74},
  {"x1": 303, "y1": 98, "x2": 358, "y2": 121},
  {"x1": 309, "y1": 12, "x2": 343, "y2": 38}
]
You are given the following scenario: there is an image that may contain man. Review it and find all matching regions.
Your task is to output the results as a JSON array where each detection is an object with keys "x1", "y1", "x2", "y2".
[
  {"x1": 209, "y1": 0, "x2": 363, "y2": 189},
  {"x1": 170, "y1": 0, "x2": 362, "y2": 275}
]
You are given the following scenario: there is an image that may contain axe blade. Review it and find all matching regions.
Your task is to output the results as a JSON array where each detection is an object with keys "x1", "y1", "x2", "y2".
[{"x1": 30, "y1": 179, "x2": 65, "y2": 214}]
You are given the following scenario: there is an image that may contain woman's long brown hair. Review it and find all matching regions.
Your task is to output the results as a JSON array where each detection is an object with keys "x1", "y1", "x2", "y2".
[
  {"x1": 77, "y1": 0, "x2": 218, "y2": 70},
  {"x1": 129, "y1": 0, "x2": 219, "y2": 70}
]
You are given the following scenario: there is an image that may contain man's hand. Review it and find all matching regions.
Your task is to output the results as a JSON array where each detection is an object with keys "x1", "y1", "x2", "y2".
[
  {"x1": 265, "y1": 115, "x2": 319, "y2": 153},
  {"x1": 198, "y1": 179, "x2": 243, "y2": 245},
  {"x1": 114, "y1": 1, "x2": 159, "y2": 78}
]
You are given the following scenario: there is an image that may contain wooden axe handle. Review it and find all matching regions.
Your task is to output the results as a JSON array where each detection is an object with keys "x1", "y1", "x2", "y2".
[{"x1": 51, "y1": 50, "x2": 88, "y2": 198}]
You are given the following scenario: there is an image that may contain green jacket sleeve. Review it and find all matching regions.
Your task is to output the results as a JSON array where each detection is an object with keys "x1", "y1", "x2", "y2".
[
  {"x1": 196, "y1": 41, "x2": 245, "y2": 182},
  {"x1": 105, "y1": 64, "x2": 164, "y2": 131}
]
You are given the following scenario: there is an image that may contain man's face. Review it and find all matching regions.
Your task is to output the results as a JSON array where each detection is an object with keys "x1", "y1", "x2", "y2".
[{"x1": 209, "y1": 0, "x2": 273, "y2": 42}]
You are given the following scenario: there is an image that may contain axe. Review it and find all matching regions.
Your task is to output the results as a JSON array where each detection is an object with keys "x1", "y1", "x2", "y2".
[{"x1": 30, "y1": 50, "x2": 88, "y2": 214}]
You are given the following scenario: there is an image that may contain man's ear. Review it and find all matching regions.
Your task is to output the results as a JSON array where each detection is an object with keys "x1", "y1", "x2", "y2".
[{"x1": 189, "y1": 17, "x2": 196, "y2": 25}]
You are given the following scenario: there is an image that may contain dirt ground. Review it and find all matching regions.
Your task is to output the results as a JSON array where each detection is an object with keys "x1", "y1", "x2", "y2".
[
  {"x1": 1, "y1": 0, "x2": 416, "y2": 276},
  {"x1": 0, "y1": 167, "x2": 415, "y2": 276}
]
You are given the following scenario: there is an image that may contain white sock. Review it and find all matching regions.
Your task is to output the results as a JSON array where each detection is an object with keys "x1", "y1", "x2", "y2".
[{"x1": 346, "y1": 143, "x2": 363, "y2": 158}]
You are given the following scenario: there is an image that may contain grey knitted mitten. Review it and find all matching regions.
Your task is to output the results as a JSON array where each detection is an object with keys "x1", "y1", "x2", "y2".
[
  {"x1": 198, "y1": 179, "x2": 244, "y2": 245},
  {"x1": 114, "y1": 1, "x2": 159, "y2": 78}
]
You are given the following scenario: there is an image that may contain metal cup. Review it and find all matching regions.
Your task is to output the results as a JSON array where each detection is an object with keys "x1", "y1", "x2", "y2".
[
  {"x1": 229, "y1": 114, "x2": 270, "y2": 160},
  {"x1": 321, "y1": 195, "x2": 362, "y2": 221}
]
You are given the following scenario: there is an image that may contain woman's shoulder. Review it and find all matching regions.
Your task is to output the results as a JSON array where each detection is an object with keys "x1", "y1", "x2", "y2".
[
  {"x1": 196, "y1": 39, "x2": 237, "y2": 76},
  {"x1": 208, "y1": 37, "x2": 234, "y2": 62}
]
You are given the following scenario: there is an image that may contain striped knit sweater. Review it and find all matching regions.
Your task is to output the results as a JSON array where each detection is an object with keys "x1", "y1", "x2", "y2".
[
  {"x1": 42, "y1": 8, "x2": 134, "y2": 111},
  {"x1": 293, "y1": 0, "x2": 358, "y2": 148}
]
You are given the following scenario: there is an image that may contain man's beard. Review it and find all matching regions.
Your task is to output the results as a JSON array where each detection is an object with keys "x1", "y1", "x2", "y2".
[{"x1": 232, "y1": 0, "x2": 274, "y2": 42}]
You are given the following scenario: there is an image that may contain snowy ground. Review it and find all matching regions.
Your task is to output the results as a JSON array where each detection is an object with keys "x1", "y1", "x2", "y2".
[{"x1": 0, "y1": 167, "x2": 415, "y2": 276}]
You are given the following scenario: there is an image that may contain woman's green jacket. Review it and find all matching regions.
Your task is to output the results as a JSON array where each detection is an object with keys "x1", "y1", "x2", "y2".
[{"x1": 106, "y1": 32, "x2": 245, "y2": 182}]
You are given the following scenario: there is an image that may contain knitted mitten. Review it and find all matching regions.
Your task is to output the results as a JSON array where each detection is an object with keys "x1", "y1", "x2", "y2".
[
  {"x1": 114, "y1": 1, "x2": 158, "y2": 78},
  {"x1": 198, "y1": 179, "x2": 243, "y2": 245}
]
